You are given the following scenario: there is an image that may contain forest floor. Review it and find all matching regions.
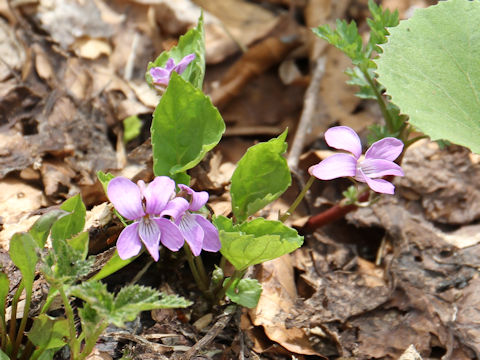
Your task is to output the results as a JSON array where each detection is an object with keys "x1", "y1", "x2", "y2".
[{"x1": 1, "y1": 0, "x2": 479, "y2": 359}]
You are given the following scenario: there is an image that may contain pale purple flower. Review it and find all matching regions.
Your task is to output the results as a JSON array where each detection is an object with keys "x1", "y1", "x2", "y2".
[
  {"x1": 162, "y1": 184, "x2": 221, "y2": 256},
  {"x1": 149, "y1": 54, "x2": 195, "y2": 89},
  {"x1": 107, "y1": 176, "x2": 185, "y2": 261},
  {"x1": 309, "y1": 126, "x2": 404, "y2": 194}
]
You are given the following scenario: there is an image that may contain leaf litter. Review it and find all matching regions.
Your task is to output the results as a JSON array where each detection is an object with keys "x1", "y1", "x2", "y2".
[{"x1": 1, "y1": 0, "x2": 478, "y2": 359}]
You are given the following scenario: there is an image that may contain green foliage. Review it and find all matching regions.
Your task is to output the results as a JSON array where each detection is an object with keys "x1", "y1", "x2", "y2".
[
  {"x1": 70, "y1": 282, "x2": 192, "y2": 328},
  {"x1": 9, "y1": 233, "x2": 37, "y2": 291},
  {"x1": 214, "y1": 216, "x2": 303, "y2": 271},
  {"x1": 0, "y1": 272, "x2": 8, "y2": 333},
  {"x1": 230, "y1": 130, "x2": 291, "y2": 223},
  {"x1": 123, "y1": 115, "x2": 143, "y2": 143},
  {"x1": 97, "y1": 171, "x2": 115, "y2": 195},
  {"x1": 146, "y1": 14, "x2": 205, "y2": 89},
  {"x1": 29, "y1": 210, "x2": 68, "y2": 248},
  {"x1": 151, "y1": 73, "x2": 225, "y2": 184},
  {"x1": 89, "y1": 250, "x2": 138, "y2": 282},
  {"x1": 313, "y1": 0, "x2": 403, "y2": 139},
  {"x1": 376, "y1": 0, "x2": 480, "y2": 153},
  {"x1": 51, "y1": 194, "x2": 86, "y2": 242},
  {"x1": 27, "y1": 314, "x2": 69, "y2": 350},
  {"x1": 224, "y1": 278, "x2": 262, "y2": 308}
]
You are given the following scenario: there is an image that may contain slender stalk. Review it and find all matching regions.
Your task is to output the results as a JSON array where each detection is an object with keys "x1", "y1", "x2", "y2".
[
  {"x1": 280, "y1": 175, "x2": 315, "y2": 222},
  {"x1": 9, "y1": 282, "x2": 24, "y2": 357},
  {"x1": 13, "y1": 287, "x2": 33, "y2": 354},
  {"x1": 184, "y1": 245, "x2": 208, "y2": 292},
  {"x1": 194, "y1": 255, "x2": 209, "y2": 288},
  {"x1": 58, "y1": 287, "x2": 79, "y2": 359},
  {"x1": 78, "y1": 323, "x2": 108, "y2": 360},
  {"x1": 362, "y1": 69, "x2": 394, "y2": 133},
  {"x1": 39, "y1": 289, "x2": 59, "y2": 315}
]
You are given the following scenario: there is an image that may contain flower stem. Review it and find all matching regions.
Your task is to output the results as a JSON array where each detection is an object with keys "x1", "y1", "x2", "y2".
[
  {"x1": 184, "y1": 245, "x2": 209, "y2": 294},
  {"x1": 280, "y1": 175, "x2": 315, "y2": 222}
]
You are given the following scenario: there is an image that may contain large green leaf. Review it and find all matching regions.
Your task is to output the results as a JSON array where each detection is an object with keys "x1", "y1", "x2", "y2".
[
  {"x1": 146, "y1": 14, "x2": 205, "y2": 89},
  {"x1": 151, "y1": 73, "x2": 225, "y2": 184},
  {"x1": 214, "y1": 216, "x2": 303, "y2": 271},
  {"x1": 230, "y1": 130, "x2": 291, "y2": 223},
  {"x1": 51, "y1": 194, "x2": 86, "y2": 242},
  {"x1": 376, "y1": 0, "x2": 480, "y2": 153}
]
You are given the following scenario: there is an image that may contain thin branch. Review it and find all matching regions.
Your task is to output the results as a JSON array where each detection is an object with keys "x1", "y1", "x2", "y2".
[{"x1": 287, "y1": 56, "x2": 326, "y2": 172}]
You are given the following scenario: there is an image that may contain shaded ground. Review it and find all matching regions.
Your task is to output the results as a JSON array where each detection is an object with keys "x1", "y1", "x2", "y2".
[{"x1": 1, "y1": 0, "x2": 479, "y2": 359}]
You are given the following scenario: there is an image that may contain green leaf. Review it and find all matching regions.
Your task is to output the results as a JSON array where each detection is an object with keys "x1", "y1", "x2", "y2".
[
  {"x1": 68, "y1": 231, "x2": 89, "y2": 260},
  {"x1": 10, "y1": 232, "x2": 37, "y2": 288},
  {"x1": 0, "y1": 272, "x2": 9, "y2": 330},
  {"x1": 230, "y1": 130, "x2": 291, "y2": 223},
  {"x1": 0, "y1": 350, "x2": 9, "y2": 360},
  {"x1": 214, "y1": 216, "x2": 303, "y2": 271},
  {"x1": 89, "y1": 250, "x2": 138, "y2": 282},
  {"x1": 365, "y1": 0, "x2": 399, "y2": 56},
  {"x1": 71, "y1": 282, "x2": 192, "y2": 328},
  {"x1": 51, "y1": 194, "x2": 86, "y2": 242},
  {"x1": 313, "y1": 19, "x2": 366, "y2": 66},
  {"x1": 376, "y1": 0, "x2": 480, "y2": 153},
  {"x1": 146, "y1": 14, "x2": 205, "y2": 89},
  {"x1": 123, "y1": 115, "x2": 143, "y2": 143},
  {"x1": 151, "y1": 73, "x2": 225, "y2": 183},
  {"x1": 97, "y1": 171, "x2": 115, "y2": 196},
  {"x1": 224, "y1": 278, "x2": 262, "y2": 308},
  {"x1": 27, "y1": 314, "x2": 68, "y2": 349},
  {"x1": 29, "y1": 210, "x2": 68, "y2": 248}
]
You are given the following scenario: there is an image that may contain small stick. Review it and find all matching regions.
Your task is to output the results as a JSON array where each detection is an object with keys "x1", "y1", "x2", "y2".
[
  {"x1": 287, "y1": 56, "x2": 326, "y2": 172},
  {"x1": 180, "y1": 306, "x2": 236, "y2": 360}
]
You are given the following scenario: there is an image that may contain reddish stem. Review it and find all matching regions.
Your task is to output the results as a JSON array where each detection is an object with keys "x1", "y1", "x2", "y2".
[{"x1": 304, "y1": 175, "x2": 394, "y2": 232}]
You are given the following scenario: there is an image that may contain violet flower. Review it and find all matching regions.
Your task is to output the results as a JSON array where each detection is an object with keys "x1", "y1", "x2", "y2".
[
  {"x1": 107, "y1": 176, "x2": 185, "y2": 261},
  {"x1": 149, "y1": 54, "x2": 195, "y2": 89},
  {"x1": 162, "y1": 184, "x2": 221, "y2": 256},
  {"x1": 309, "y1": 126, "x2": 404, "y2": 194}
]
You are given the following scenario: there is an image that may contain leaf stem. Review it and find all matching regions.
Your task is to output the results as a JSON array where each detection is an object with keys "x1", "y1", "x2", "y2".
[
  {"x1": 362, "y1": 68, "x2": 393, "y2": 133},
  {"x1": 58, "y1": 287, "x2": 79, "y2": 359},
  {"x1": 280, "y1": 175, "x2": 315, "y2": 222}
]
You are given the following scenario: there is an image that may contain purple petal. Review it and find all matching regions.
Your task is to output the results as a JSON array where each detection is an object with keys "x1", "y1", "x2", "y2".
[
  {"x1": 324, "y1": 126, "x2": 362, "y2": 159},
  {"x1": 309, "y1": 154, "x2": 357, "y2": 180},
  {"x1": 116, "y1": 222, "x2": 142, "y2": 260},
  {"x1": 363, "y1": 175, "x2": 396, "y2": 194},
  {"x1": 195, "y1": 215, "x2": 221, "y2": 252},
  {"x1": 178, "y1": 184, "x2": 208, "y2": 211},
  {"x1": 173, "y1": 54, "x2": 195, "y2": 74},
  {"x1": 143, "y1": 176, "x2": 175, "y2": 215},
  {"x1": 161, "y1": 197, "x2": 189, "y2": 222},
  {"x1": 138, "y1": 218, "x2": 161, "y2": 261},
  {"x1": 165, "y1": 58, "x2": 175, "y2": 70},
  {"x1": 358, "y1": 159, "x2": 404, "y2": 179},
  {"x1": 365, "y1": 137, "x2": 404, "y2": 161},
  {"x1": 107, "y1": 177, "x2": 145, "y2": 220},
  {"x1": 149, "y1": 67, "x2": 170, "y2": 85},
  {"x1": 155, "y1": 218, "x2": 185, "y2": 252},
  {"x1": 178, "y1": 212, "x2": 204, "y2": 256}
]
